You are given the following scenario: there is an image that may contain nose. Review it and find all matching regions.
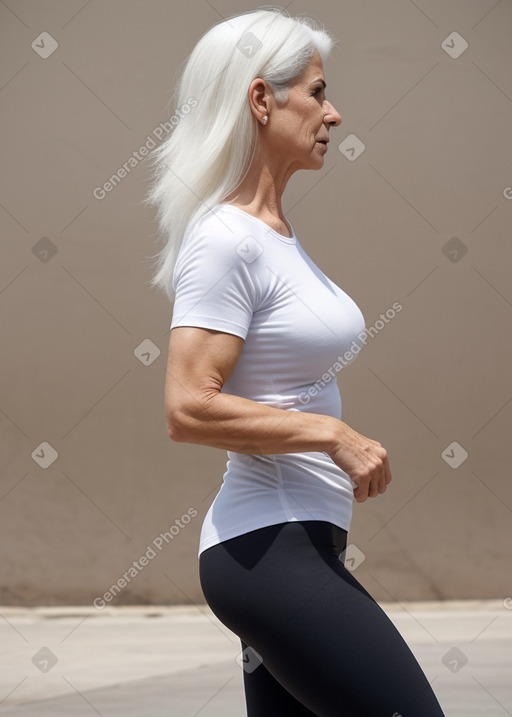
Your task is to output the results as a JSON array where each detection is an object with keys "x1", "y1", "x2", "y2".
[{"x1": 324, "y1": 100, "x2": 342, "y2": 127}]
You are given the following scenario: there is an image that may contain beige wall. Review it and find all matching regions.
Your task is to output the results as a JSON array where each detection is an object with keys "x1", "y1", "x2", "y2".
[{"x1": 1, "y1": 0, "x2": 512, "y2": 607}]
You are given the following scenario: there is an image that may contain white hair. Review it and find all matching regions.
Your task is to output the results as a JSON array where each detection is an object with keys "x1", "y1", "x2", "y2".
[{"x1": 144, "y1": 6, "x2": 336, "y2": 301}]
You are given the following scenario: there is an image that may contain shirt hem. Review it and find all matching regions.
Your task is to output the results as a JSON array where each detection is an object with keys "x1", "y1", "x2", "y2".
[
  {"x1": 198, "y1": 509, "x2": 352, "y2": 557},
  {"x1": 170, "y1": 316, "x2": 248, "y2": 340}
]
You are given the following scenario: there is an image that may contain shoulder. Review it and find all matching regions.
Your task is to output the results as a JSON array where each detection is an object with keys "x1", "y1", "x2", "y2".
[
  {"x1": 179, "y1": 205, "x2": 266, "y2": 267},
  {"x1": 174, "y1": 206, "x2": 269, "y2": 293},
  {"x1": 195, "y1": 204, "x2": 261, "y2": 240}
]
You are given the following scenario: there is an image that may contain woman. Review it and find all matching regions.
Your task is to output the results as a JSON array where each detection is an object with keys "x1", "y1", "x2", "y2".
[{"x1": 146, "y1": 7, "x2": 446, "y2": 716}]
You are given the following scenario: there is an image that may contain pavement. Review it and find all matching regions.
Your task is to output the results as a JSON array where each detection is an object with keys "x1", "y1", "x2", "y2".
[{"x1": 0, "y1": 600, "x2": 511, "y2": 716}]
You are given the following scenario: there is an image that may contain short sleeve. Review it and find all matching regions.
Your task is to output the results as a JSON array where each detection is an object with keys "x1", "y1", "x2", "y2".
[{"x1": 170, "y1": 226, "x2": 263, "y2": 340}]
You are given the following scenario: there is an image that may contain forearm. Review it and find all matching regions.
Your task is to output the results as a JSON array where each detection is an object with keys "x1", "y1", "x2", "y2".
[
  {"x1": 164, "y1": 323, "x2": 391, "y2": 502},
  {"x1": 169, "y1": 389, "x2": 341, "y2": 456}
]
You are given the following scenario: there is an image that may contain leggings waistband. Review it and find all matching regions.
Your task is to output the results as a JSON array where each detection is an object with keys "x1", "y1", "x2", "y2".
[{"x1": 202, "y1": 520, "x2": 348, "y2": 570}]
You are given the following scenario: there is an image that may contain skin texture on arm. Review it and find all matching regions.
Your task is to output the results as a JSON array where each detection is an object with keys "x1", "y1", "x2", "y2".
[{"x1": 165, "y1": 326, "x2": 392, "y2": 503}]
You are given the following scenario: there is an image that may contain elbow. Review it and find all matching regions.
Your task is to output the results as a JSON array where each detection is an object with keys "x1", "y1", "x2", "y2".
[
  {"x1": 166, "y1": 401, "x2": 202, "y2": 443},
  {"x1": 166, "y1": 388, "x2": 219, "y2": 443},
  {"x1": 166, "y1": 408, "x2": 190, "y2": 442}
]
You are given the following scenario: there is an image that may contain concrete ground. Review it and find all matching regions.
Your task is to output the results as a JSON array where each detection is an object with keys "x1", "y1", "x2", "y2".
[{"x1": 0, "y1": 600, "x2": 511, "y2": 716}]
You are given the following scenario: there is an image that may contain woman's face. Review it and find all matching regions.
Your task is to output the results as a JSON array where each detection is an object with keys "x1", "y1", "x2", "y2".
[{"x1": 263, "y1": 50, "x2": 342, "y2": 172}]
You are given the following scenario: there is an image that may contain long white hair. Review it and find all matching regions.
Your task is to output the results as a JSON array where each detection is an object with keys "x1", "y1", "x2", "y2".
[{"x1": 144, "y1": 6, "x2": 336, "y2": 301}]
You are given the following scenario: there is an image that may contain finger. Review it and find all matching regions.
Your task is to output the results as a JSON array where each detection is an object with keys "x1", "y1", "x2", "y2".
[
  {"x1": 378, "y1": 466, "x2": 388, "y2": 494},
  {"x1": 352, "y1": 482, "x2": 367, "y2": 503},
  {"x1": 358, "y1": 472, "x2": 374, "y2": 501},
  {"x1": 368, "y1": 476, "x2": 380, "y2": 498},
  {"x1": 384, "y1": 460, "x2": 392, "y2": 485},
  {"x1": 370, "y1": 458, "x2": 385, "y2": 497},
  {"x1": 369, "y1": 461, "x2": 387, "y2": 497}
]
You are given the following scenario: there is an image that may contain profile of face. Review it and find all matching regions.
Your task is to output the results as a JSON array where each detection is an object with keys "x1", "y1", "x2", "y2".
[{"x1": 250, "y1": 50, "x2": 342, "y2": 173}]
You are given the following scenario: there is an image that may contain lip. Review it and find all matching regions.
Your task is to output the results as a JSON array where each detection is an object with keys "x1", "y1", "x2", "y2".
[{"x1": 316, "y1": 138, "x2": 330, "y2": 144}]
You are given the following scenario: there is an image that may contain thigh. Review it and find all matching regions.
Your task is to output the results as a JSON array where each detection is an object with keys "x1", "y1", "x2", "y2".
[
  {"x1": 200, "y1": 521, "x2": 445, "y2": 717},
  {"x1": 201, "y1": 523, "x2": 324, "y2": 715},
  {"x1": 239, "y1": 639, "x2": 318, "y2": 716}
]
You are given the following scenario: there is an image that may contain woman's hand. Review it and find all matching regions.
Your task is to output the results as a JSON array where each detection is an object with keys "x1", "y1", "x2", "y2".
[{"x1": 328, "y1": 423, "x2": 392, "y2": 503}]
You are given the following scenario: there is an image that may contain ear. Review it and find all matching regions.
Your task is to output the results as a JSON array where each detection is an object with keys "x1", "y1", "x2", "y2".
[{"x1": 247, "y1": 77, "x2": 271, "y2": 121}]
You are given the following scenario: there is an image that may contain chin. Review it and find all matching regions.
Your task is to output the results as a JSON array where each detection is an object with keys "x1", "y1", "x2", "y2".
[
  {"x1": 296, "y1": 153, "x2": 325, "y2": 172},
  {"x1": 310, "y1": 156, "x2": 325, "y2": 170}
]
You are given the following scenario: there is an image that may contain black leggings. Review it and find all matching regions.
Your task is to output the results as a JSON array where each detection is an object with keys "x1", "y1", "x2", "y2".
[{"x1": 199, "y1": 520, "x2": 445, "y2": 716}]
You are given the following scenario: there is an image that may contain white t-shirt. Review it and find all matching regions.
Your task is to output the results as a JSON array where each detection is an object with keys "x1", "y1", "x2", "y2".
[{"x1": 170, "y1": 204, "x2": 366, "y2": 555}]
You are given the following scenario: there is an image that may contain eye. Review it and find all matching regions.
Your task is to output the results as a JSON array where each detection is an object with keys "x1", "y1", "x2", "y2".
[{"x1": 312, "y1": 87, "x2": 323, "y2": 96}]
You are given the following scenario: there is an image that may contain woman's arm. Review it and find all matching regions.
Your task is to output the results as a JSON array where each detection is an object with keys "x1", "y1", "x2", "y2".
[{"x1": 165, "y1": 326, "x2": 391, "y2": 502}]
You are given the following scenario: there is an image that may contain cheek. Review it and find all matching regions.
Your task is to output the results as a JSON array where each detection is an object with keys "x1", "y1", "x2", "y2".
[
  {"x1": 296, "y1": 117, "x2": 316, "y2": 141},
  {"x1": 271, "y1": 108, "x2": 318, "y2": 147}
]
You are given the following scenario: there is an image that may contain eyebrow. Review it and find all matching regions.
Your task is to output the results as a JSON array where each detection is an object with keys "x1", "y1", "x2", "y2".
[{"x1": 312, "y1": 78, "x2": 327, "y2": 88}]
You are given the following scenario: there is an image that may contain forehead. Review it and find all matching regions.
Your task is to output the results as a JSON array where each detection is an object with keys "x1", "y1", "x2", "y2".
[{"x1": 297, "y1": 50, "x2": 325, "y2": 83}]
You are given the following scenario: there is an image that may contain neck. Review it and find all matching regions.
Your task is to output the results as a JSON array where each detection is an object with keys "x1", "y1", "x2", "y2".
[{"x1": 223, "y1": 145, "x2": 297, "y2": 222}]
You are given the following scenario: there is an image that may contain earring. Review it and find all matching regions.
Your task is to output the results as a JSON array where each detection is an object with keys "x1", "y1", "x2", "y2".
[{"x1": 262, "y1": 115, "x2": 268, "y2": 124}]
